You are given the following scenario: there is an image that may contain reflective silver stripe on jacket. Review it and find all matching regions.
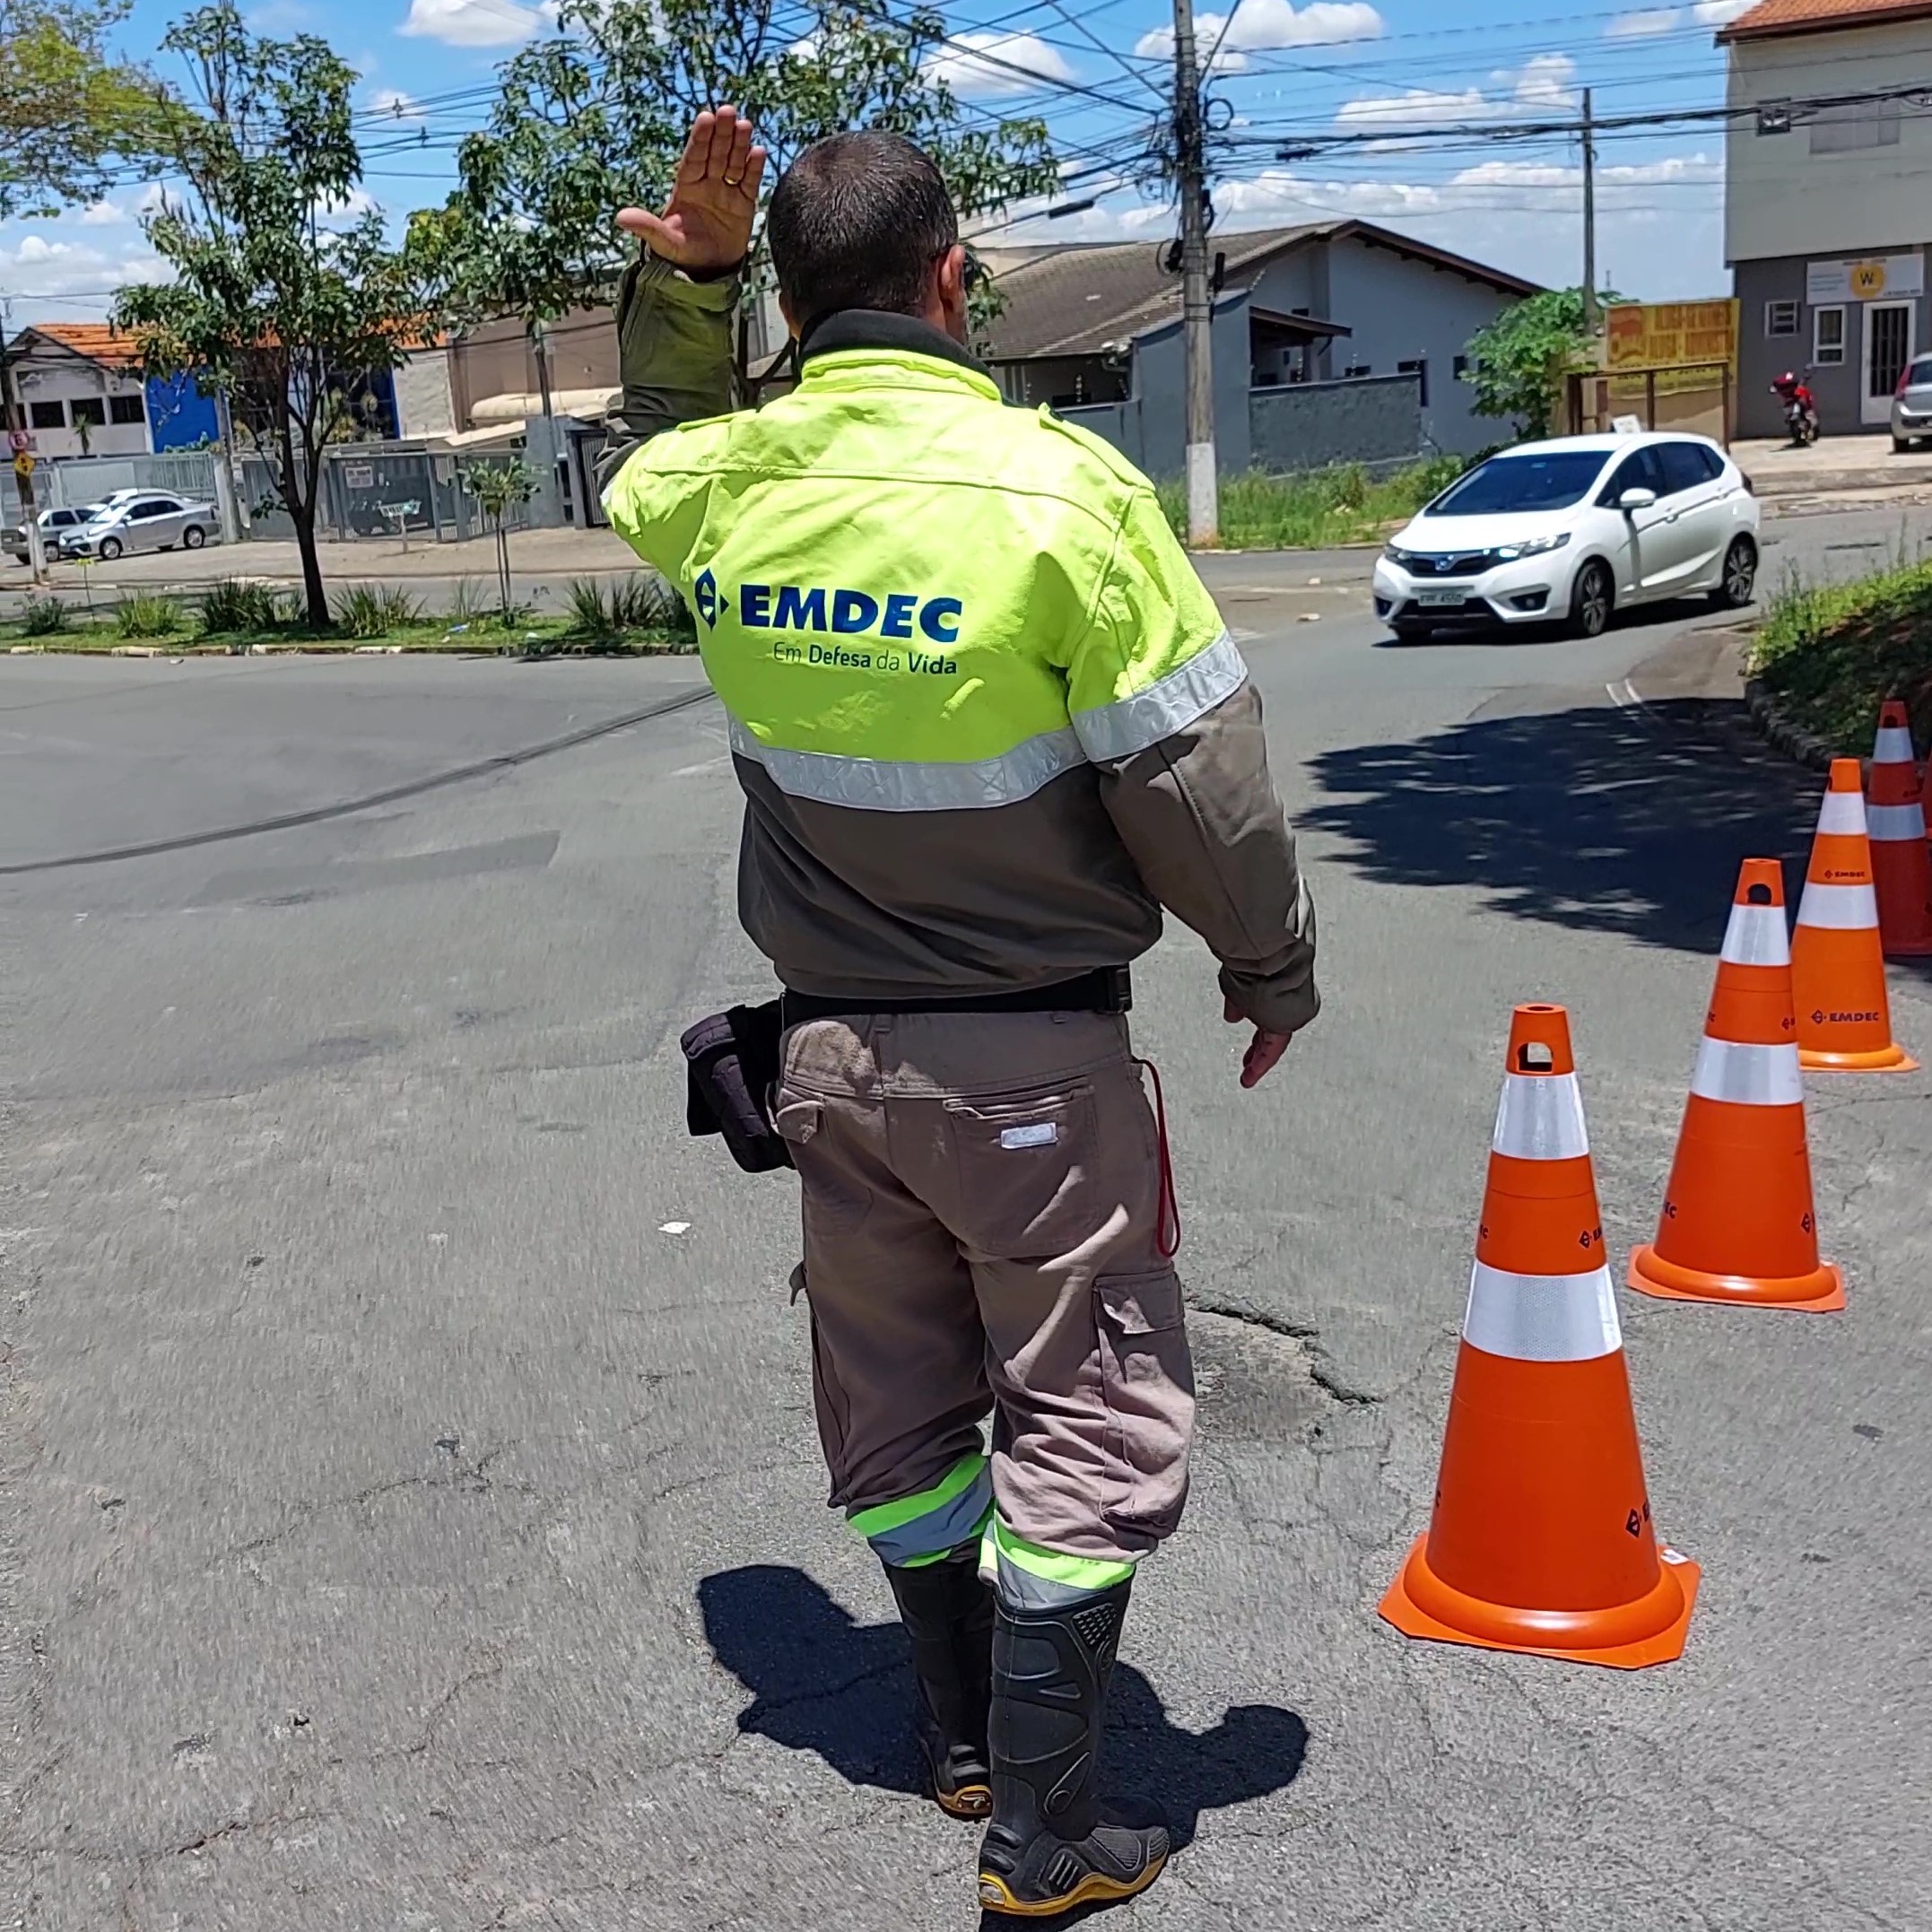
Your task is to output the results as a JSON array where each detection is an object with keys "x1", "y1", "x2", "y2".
[
  {"x1": 728, "y1": 716, "x2": 1085, "y2": 812},
  {"x1": 1071, "y1": 631, "x2": 1249, "y2": 763}
]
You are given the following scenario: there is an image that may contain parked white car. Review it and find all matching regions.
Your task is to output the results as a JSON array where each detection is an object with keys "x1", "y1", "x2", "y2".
[
  {"x1": 1372, "y1": 431, "x2": 1760, "y2": 641},
  {"x1": 4, "y1": 503, "x2": 108, "y2": 564},
  {"x1": 57, "y1": 491, "x2": 221, "y2": 561}
]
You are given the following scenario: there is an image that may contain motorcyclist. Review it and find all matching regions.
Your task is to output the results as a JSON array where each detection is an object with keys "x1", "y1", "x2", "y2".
[{"x1": 1771, "y1": 370, "x2": 1819, "y2": 444}]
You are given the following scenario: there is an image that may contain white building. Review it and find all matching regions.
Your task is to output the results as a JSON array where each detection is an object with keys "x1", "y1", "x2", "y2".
[
  {"x1": 5, "y1": 323, "x2": 153, "y2": 459},
  {"x1": 1723, "y1": 0, "x2": 1932, "y2": 436}
]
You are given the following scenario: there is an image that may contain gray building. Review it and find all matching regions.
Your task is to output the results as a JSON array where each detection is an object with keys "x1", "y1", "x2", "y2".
[
  {"x1": 1721, "y1": 0, "x2": 1932, "y2": 439},
  {"x1": 975, "y1": 220, "x2": 1537, "y2": 478}
]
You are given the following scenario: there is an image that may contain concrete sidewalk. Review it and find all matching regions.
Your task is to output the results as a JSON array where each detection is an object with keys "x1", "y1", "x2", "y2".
[{"x1": 1731, "y1": 434, "x2": 1932, "y2": 507}]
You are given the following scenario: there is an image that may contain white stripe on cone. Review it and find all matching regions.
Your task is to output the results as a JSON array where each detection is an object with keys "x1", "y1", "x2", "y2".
[
  {"x1": 1690, "y1": 1035, "x2": 1805, "y2": 1107},
  {"x1": 1873, "y1": 727, "x2": 1914, "y2": 763},
  {"x1": 1867, "y1": 801, "x2": 1927, "y2": 841},
  {"x1": 1816, "y1": 791, "x2": 1868, "y2": 836},
  {"x1": 1491, "y1": 1071, "x2": 1588, "y2": 1161},
  {"x1": 1463, "y1": 1261, "x2": 1623, "y2": 1362},
  {"x1": 1719, "y1": 901, "x2": 1791, "y2": 967},
  {"x1": 1797, "y1": 880, "x2": 1881, "y2": 929}
]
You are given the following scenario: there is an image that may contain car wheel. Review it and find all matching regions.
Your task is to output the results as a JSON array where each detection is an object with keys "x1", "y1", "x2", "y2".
[
  {"x1": 98, "y1": 535, "x2": 123, "y2": 561},
  {"x1": 1566, "y1": 559, "x2": 1613, "y2": 639},
  {"x1": 1894, "y1": 436, "x2": 1910, "y2": 455},
  {"x1": 182, "y1": 525, "x2": 206, "y2": 549},
  {"x1": 1713, "y1": 535, "x2": 1758, "y2": 610}
]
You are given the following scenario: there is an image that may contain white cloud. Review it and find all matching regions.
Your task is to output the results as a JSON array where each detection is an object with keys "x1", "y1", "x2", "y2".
[
  {"x1": 922, "y1": 31, "x2": 1077, "y2": 99},
  {"x1": 1693, "y1": 0, "x2": 1754, "y2": 21},
  {"x1": 398, "y1": 0, "x2": 546, "y2": 48},
  {"x1": 0, "y1": 235, "x2": 170, "y2": 310},
  {"x1": 1135, "y1": 0, "x2": 1382, "y2": 72},
  {"x1": 79, "y1": 199, "x2": 126, "y2": 226},
  {"x1": 1606, "y1": 7, "x2": 1681, "y2": 35},
  {"x1": 368, "y1": 86, "x2": 424, "y2": 120},
  {"x1": 315, "y1": 186, "x2": 383, "y2": 226},
  {"x1": 1336, "y1": 51, "x2": 1577, "y2": 132}
]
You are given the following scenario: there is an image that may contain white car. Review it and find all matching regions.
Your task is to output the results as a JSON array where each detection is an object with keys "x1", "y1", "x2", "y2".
[
  {"x1": 4, "y1": 503, "x2": 105, "y2": 564},
  {"x1": 57, "y1": 490, "x2": 220, "y2": 561},
  {"x1": 1372, "y1": 432, "x2": 1759, "y2": 641}
]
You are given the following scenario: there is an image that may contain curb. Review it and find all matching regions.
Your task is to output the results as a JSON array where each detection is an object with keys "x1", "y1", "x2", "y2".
[{"x1": 1745, "y1": 674, "x2": 1835, "y2": 773}]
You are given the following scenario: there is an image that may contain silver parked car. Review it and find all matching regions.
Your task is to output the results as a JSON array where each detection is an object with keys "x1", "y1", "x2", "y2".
[
  {"x1": 58, "y1": 491, "x2": 220, "y2": 561},
  {"x1": 1893, "y1": 354, "x2": 1932, "y2": 452},
  {"x1": 4, "y1": 503, "x2": 104, "y2": 564}
]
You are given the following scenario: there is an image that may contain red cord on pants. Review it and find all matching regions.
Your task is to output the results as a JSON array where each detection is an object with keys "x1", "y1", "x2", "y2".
[{"x1": 1133, "y1": 1057, "x2": 1181, "y2": 1258}]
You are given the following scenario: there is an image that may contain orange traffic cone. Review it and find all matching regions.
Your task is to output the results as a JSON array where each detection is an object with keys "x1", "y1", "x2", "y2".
[
  {"x1": 1379, "y1": 1005, "x2": 1700, "y2": 1670},
  {"x1": 1867, "y1": 701, "x2": 1932, "y2": 956},
  {"x1": 1791, "y1": 759, "x2": 1918, "y2": 1072},
  {"x1": 1630, "y1": 860, "x2": 1844, "y2": 1311}
]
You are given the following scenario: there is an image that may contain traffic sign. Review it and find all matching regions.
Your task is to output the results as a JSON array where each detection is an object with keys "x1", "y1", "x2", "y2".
[
  {"x1": 12, "y1": 452, "x2": 34, "y2": 480},
  {"x1": 5, "y1": 428, "x2": 32, "y2": 456}
]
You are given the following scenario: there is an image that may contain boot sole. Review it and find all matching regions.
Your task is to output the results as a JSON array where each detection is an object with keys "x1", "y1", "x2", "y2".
[
  {"x1": 935, "y1": 1782, "x2": 992, "y2": 1820},
  {"x1": 977, "y1": 1852, "x2": 1168, "y2": 1917}
]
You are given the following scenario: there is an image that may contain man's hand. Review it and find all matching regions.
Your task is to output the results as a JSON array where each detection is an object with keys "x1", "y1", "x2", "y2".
[
  {"x1": 1224, "y1": 995, "x2": 1294, "y2": 1089},
  {"x1": 616, "y1": 107, "x2": 766, "y2": 280}
]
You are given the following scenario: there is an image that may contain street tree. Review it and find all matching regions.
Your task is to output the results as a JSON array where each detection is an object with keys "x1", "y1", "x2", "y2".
[
  {"x1": 458, "y1": 457, "x2": 540, "y2": 620},
  {"x1": 0, "y1": 0, "x2": 161, "y2": 221},
  {"x1": 1463, "y1": 288, "x2": 1616, "y2": 442},
  {"x1": 408, "y1": 0, "x2": 1057, "y2": 389},
  {"x1": 114, "y1": 1, "x2": 420, "y2": 628}
]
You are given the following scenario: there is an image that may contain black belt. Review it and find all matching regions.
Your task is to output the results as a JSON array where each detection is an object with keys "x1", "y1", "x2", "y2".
[{"x1": 780, "y1": 964, "x2": 1131, "y2": 1026}]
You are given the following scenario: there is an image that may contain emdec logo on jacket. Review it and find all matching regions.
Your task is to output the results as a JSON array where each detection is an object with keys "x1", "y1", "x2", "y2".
[{"x1": 691, "y1": 570, "x2": 963, "y2": 674}]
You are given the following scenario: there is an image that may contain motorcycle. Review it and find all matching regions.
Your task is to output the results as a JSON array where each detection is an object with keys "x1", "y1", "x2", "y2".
[{"x1": 1772, "y1": 374, "x2": 1819, "y2": 447}]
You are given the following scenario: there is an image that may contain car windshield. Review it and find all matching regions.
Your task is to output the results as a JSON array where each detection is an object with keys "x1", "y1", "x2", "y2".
[
  {"x1": 1426, "y1": 450, "x2": 1611, "y2": 517},
  {"x1": 1908, "y1": 357, "x2": 1932, "y2": 387}
]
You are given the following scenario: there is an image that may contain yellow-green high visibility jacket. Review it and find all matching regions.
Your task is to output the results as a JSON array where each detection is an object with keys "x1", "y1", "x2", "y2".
[{"x1": 601, "y1": 259, "x2": 1318, "y2": 1032}]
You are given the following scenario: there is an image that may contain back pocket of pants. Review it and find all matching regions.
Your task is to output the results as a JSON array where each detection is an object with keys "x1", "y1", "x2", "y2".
[
  {"x1": 1096, "y1": 1268, "x2": 1194, "y2": 1541},
  {"x1": 944, "y1": 1086, "x2": 1098, "y2": 1260}
]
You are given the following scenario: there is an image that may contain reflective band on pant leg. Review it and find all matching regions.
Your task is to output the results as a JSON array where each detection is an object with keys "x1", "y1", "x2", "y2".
[
  {"x1": 1689, "y1": 1036, "x2": 1804, "y2": 1106},
  {"x1": 1719, "y1": 901, "x2": 1791, "y2": 967},
  {"x1": 1797, "y1": 881, "x2": 1880, "y2": 929},
  {"x1": 852, "y1": 1453, "x2": 995, "y2": 1566},
  {"x1": 991, "y1": 1516, "x2": 1136, "y2": 1609},
  {"x1": 1490, "y1": 1070, "x2": 1588, "y2": 1159}
]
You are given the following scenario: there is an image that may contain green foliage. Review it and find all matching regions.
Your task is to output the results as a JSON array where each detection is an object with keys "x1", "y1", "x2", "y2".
[
  {"x1": 1462, "y1": 289, "x2": 1614, "y2": 441},
  {"x1": 1752, "y1": 544, "x2": 1932, "y2": 751},
  {"x1": 0, "y1": 0, "x2": 167, "y2": 221},
  {"x1": 115, "y1": 591, "x2": 183, "y2": 638},
  {"x1": 1156, "y1": 457, "x2": 1470, "y2": 551},
  {"x1": 332, "y1": 583, "x2": 425, "y2": 638},
  {"x1": 114, "y1": 3, "x2": 423, "y2": 628},
  {"x1": 445, "y1": 577, "x2": 491, "y2": 626},
  {"x1": 459, "y1": 458, "x2": 541, "y2": 617},
  {"x1": 197, "y1": 577, "x2": 283, "y2": 634},
  {"x1": 565, "y1": 572, "x2": 689, "y2": 641},
  {"x1": 20, "y1": 595, "x2": 69, "y2": 635},
  {"x1": 407, "y1": 0, "x2": 1057, "y2": 386}
]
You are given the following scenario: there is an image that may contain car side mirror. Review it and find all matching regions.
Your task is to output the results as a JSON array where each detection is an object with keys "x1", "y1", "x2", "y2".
[{"x1": 1618, "y1": 487, "x2": 1657, "y2": 511}]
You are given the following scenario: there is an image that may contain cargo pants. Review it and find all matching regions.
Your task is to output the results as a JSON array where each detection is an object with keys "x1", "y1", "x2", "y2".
[{"x1": 773, "y1": 1011, "x2": 1195, "y2": 1589}]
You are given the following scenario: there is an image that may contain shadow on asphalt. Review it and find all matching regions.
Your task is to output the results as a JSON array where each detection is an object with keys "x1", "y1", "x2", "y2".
[
  {"x1": 1371, "y1": 593, "x2": 1724, "y2": 648},
  {"x1": 1306, "y1": 697, "x2": 1823, "y2": 953},
  {"x1": 700, "y1": 1564, "x2": 1310, "y2": 1893}
]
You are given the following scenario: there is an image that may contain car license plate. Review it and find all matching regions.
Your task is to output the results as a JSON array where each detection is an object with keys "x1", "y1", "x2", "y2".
[{"x1": 1416, "y1": 588, "x2": 1466, "y2": 608}]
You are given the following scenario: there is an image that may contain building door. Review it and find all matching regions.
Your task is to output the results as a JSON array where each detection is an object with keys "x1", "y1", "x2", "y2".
[{"x1": 1863, "y1": 301, "x2": 1915, "y2": 424}]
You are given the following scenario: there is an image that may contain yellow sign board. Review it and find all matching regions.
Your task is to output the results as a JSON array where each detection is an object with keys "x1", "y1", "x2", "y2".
[
  {"x1": 1604, "y1": 300, "x2": 1738, "y2": 374},
  {"x1": 11, "y1": 453, "x2": 33, "y2": 480}
]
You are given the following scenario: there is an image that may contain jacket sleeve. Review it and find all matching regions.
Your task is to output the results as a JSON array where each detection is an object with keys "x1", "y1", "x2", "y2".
[
  {"x1": 594, "y1": 251, "x2": 742, "y2": 500},
  {"x1": 1066, "y1": 486, "x2": 1320, "y2": 1036}
]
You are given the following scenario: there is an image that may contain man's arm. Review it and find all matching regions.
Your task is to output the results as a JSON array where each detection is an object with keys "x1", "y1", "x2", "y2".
[{"x1": 1066, "y1": 486, "x2": 1319, "y2": 1075}]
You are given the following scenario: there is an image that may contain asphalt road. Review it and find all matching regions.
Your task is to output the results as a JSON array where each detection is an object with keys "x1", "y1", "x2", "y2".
[{"x1": 2, "y1": 512, "x2": 1928, "y2": 1930}]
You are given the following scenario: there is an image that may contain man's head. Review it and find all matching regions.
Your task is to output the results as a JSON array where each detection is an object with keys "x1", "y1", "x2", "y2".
[{"x1": 768, "y1": 131, "x2": 970, "y2": 345}]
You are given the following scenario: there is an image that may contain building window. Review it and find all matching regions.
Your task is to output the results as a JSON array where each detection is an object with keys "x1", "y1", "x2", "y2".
[
  {"x1": 29, "y1": 401, "x2": 65, "y2": 430},
  {"x1": 1764, "y1": 300, "x2": 1799, "y2": 337},
  {"x1": 70, "y1": 396, "x2": 107, "y2": 427},
  {"x1": 1809, "y1": 103, "x2": 1900, "y2": 154},
  {"x1": 1453, "y1": 353, "x2": 1472, "y2": 380},
  {"x1": 109, "y1": 394, "x2": 146, "y2": 425},
  {"x1": 1813, "y1": 305, "x2": 1846, "y2": 367},
  {"x1": 1343, "y1": 361, "x2": 1371, "y2": 379},
  {"x1": 1397, "y1": 357, "x2": 1430, "y2": 407}
]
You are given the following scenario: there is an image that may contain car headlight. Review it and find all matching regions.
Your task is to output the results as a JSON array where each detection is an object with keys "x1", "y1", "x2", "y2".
[
  {"x1": 1493, "y1": 533, "x2": 1571, "y2": 561},
  {"x1": 1381, "y1": 543, "x2": 1414, "y2": 567}
]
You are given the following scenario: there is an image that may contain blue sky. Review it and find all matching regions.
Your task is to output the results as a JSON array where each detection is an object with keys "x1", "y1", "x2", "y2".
[{"x1": 1, "y1": 0, "x2": 1754, "y2": 323}]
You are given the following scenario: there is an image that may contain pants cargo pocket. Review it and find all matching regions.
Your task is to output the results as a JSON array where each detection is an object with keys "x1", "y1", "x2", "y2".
[
  {"x1": 805, "y1": 1299, "x2": 856, "y2": 1507},
  {"x1": 1095, "y1": 1268, "x2": 1195, "y2": 1540}
]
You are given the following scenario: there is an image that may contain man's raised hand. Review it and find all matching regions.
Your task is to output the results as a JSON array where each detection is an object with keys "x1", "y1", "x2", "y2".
[{"x1": 616, "y1": 107, "x2": 766, "y2": 280}]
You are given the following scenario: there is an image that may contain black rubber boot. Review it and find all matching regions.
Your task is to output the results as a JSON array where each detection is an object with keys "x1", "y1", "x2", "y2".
[
  {"x1": 883, "y1": 1545, "x2": 994, "y2": 1819},
  {"x1": 977, "y1": 1577, "x2": 1170, "y2": 1917}
]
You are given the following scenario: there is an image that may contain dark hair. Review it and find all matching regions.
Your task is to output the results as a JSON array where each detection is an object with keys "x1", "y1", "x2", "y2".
[{"x1": 767, "y1": 130, "x2": 958, "y2": 329}]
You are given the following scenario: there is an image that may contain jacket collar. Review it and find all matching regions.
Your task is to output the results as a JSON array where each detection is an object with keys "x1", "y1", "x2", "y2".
[{"x1": 798, "y1": 308, "x2": 991, "y2": 381}]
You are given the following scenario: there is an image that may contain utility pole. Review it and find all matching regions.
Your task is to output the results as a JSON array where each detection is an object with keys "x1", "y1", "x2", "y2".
[
  {"x1": 211, "y1": 386, "x2": 245, "y2": 544},
  {"x1": 0, "y1": 303, "x2": 48, "y2": 586},
  {"x1": 1580, "y1": 86, "x2": 1599, "y2": 333},
  {"x1": 1171, "y1": 0, "x2": 1217, "y2": 547}
]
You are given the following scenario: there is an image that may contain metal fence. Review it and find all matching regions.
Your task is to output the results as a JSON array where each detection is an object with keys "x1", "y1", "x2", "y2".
[{"x1": 3, "y1": 451, "x2": 223, "y2": 526}]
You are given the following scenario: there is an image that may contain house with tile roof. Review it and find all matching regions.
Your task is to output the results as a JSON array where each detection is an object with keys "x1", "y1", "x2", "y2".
[
  {"x1": 1720, "y1": 0, "x2": 1932, "y2": 436},
  {"x1": 4, "y1": 323, "x2": 155, "y2": 459},
  {"x1": 972, "y1": 221, "x2": 1538, "y2": 475}
]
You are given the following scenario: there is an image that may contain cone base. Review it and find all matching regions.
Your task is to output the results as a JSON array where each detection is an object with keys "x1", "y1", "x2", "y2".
[
  {"x1": 1378, "y1": 1534, "x2": 1700, "y2": 1670},
  {"x1": 1797, "y1": 1043, "x2": 1919, "y2": 1073},
  {"x1": 1627, "y1": 1244, "x2": 1846, "y2": 1312}
]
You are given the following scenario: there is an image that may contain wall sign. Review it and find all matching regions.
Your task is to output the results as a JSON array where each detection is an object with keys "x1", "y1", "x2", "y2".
[{"x1": 1806, "y1": 255, "x2": 1926, "y2": 303}]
